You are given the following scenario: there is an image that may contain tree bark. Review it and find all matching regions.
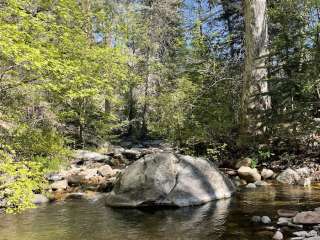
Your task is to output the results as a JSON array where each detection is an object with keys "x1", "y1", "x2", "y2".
[{"x1": 239, "y1": 0, "x2": 271, "y2": 144}]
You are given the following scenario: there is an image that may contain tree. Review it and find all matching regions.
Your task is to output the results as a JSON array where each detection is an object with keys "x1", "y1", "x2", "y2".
[{"x1": 239, "y1": 0, "x2": 271, "y2": 144}]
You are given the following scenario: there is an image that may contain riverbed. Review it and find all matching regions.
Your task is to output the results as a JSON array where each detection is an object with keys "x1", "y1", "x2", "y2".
[{"x1": 1, "y1": 184, "x2": 320, "y2": 240}]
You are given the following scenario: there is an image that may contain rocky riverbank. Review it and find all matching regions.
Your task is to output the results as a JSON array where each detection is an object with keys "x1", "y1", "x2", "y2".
[{"x1": 3, "y1": 139, "x2": 320, "y2": 240}]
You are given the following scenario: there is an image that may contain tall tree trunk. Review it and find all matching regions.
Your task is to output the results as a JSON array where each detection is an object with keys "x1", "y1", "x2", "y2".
[{"x1": 239, "y1": 0, "x2": 271, "y2": 144}]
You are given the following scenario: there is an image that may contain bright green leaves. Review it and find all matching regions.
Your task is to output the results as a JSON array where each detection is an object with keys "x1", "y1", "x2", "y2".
[{"x1": 0, "y1": 144, "x2": 47, "y2": 213}]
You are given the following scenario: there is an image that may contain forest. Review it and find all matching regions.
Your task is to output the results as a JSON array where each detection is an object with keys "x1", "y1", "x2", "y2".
[{"x1": 0, "y1": 0, "x2": 320, "y2": 239}]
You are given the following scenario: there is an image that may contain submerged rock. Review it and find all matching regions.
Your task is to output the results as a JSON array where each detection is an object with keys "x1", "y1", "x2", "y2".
[{"x1": 105, "y1": 153, "x2": 235, "y2": 208}]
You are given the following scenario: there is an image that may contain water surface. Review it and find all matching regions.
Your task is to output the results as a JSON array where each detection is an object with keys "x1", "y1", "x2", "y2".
[{"x1": 1, "y1": 185, "x2": 320, "y2": 240}]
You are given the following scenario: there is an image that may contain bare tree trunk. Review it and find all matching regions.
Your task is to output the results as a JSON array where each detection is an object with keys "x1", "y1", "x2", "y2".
[{"x1": 239, "y1": 0, "x2": 271, "y2": 144}]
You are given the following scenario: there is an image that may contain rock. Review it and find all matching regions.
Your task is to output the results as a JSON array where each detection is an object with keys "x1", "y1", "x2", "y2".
[
  {"x1": 315, "y1": 208, "x2": 320, "y2": 212},
  {"x1": 67, "y1": 174, "x2": 85, "y2": 186},
  {"x1": 293, "y1": 231, "x2": 309, "y2": 237},
  {"x1": 233, "y1": 176, "x2": 247, "y2": 187},
  {"x1": 307, "y1": 230, "x2": 318, "y2": 237},
  {"x1": 79, "y1": 168, "x2": 98, "y2": 180},
  {"x1": 273, "y1": 230, "x2": 284, "y2": 240},
  {"x1": 261, "y1": 216, "x2": 272, "y2": 224},
  {"x1": 296, "y1": 167, "x2": 312, "y2": 178},
  {"x1": 254, "y1": 180, "x2": 270, "y2": 186},
  {"x1": 238, "y1": 166, "x2": 261, "y2": 183},
  {"x1": 246, "y1": 183, "x2": 257, "y2": 189},
  {"x1": 46, "y1": 173, "x2": 64, "y2": 182},
  {"x1": 251, "y1": 216, "x2": 262, "y2": 223},
  {"x1": 278, "y1": 209, "x2": 298, "y2": 217},
  {"x1": 50, "y1": 180, "x2": 68, "y2": 191},
  {"x1": 97, "y1": 165, "x2": 114, "y2": 178},
  {"x1": 261, "y1": 168, "x2": 274, "y2": 179},
  {"x1": 277, "y1": 217, "x2": 292, "y2": 226},
  {"x1": 66, "y1": 192, "x2": 86, "y2": 200},
  {"x1": 294, "y1": 211, "x2": 320, "y2": 225},
  {"x1": 32, "y1": 194, "x2": 49, "y2": 204},
  {"x1": 105, "y1": 153, "x2": 235, "y2": 207},
  {"x1": 121, "y1": 149, "x2": 141, "y2": 160},
  {"x1": 98, "y1": 177, "x2": 117, "y2": 192},
  {"x1": 74, "y1": 150, "x2": 110, "y2": 163},
  {"x1": 235, "y1": 157, "x2": 252, "y2": 169},
  {"x1": 276, "y1": 168, "x2": 300, "y2": 184}
]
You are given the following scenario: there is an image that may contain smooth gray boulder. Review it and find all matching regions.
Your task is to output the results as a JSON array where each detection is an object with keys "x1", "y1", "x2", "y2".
[{"x1": 105, "y1": 153, "x2": 235, "y2": 208}]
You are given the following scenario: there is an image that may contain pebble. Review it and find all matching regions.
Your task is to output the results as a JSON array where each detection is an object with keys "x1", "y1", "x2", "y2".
[
  {"x1": 273, "y1": 230, "x2": 284, "y2": 240},
  {"x1": 261, "y1": 216, "x2": 272, "y2": 224},
  {"x1": 246, "y1": 183, "x2": 257, "y2": 189},
  {"x1": 277, "y1": 217, "x2": 292, "y2": 226}
]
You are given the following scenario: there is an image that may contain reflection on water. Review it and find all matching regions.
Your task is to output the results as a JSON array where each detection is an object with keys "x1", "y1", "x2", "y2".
[{"x1": 1, "y1": 185, "x2": 320, "y2": 240}]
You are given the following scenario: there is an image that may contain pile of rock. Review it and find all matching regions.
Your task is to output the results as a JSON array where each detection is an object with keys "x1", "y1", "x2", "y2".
[
  {"x1": 228, "y1": 157, "x2": 319, "y2": 189},
  {"x1": 44, "y1": 143, "x2": 173, "y2": 203},
  {"x1": 251, "y1": 208, "x2": 320, "y2": 240},
  {"x1": 229, "y1": 157, "x2": 274, "y2": 188}
]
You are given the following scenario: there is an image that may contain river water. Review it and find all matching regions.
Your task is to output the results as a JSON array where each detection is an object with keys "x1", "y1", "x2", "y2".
[{"x1": 1, "y1": 184, "x2": 320, "y2": 240}]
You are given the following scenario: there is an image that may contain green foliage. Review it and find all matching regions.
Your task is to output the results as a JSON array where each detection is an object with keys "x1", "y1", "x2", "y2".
[
  {"x1": 207, "y1": 143, "x2": 228, "y2": 162},
  {"x1": 0, "y1": 144, "x2": 47, "y2": 213},
  {"x1": 11, "y1": 124, "x2": 70, "y2": 171}
]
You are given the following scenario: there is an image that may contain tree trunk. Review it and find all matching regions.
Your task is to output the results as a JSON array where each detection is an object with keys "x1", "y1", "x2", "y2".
[{"x1": 239, "y1": 0, "x2": 271, "y2": 144}]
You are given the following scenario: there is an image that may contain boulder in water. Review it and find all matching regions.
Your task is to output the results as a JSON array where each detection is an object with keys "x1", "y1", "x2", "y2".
[{"x1": 105, "y1": 153, "x2": 235, "y2": 207}]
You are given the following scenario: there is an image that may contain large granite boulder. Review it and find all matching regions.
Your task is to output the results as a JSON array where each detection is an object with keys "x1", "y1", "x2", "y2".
[{"x1": 105, "y1": 153, "x2": 235, "y2": 208}]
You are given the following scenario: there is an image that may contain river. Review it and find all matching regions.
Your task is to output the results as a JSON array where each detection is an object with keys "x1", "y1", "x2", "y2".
[{"x1": 1, "y1": 184, "x2": 319, "y2": 240}]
